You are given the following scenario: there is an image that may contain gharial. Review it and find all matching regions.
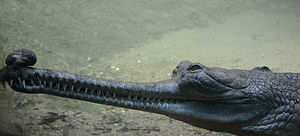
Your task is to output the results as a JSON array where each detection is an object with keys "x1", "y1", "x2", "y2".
[{"x1": 0, "y1": 49, "x2": 299, "y2": 136}]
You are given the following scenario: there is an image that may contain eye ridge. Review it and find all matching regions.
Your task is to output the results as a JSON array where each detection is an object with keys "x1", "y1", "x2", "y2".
[{"x1": 187, "y1": 64, "x2": 202, "y2": 71}]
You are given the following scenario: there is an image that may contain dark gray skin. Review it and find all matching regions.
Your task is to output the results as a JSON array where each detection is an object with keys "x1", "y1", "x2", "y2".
[{"x1": 0, "y1": 49, "x2": 299, "y2": 136}]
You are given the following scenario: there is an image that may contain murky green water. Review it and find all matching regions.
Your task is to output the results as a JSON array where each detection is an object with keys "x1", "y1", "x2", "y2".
[{"x1": 1, "y1": 0, "x2": 300, "y2": 135}]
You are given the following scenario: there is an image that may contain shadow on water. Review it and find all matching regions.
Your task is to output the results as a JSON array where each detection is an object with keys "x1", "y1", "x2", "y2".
[{"x1": 0, "y1": 0, "x2": 300, "y2": 135}]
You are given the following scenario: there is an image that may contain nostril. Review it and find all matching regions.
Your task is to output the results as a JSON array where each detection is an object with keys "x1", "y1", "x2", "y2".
[{"x1": 187, "y1": 64, "x2": 202, "y2": 72}]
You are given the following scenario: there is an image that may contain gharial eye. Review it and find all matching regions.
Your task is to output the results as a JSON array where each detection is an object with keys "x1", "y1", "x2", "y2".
[{"x1": 187, "y1": 64, "x2": 202, "y2": 72}]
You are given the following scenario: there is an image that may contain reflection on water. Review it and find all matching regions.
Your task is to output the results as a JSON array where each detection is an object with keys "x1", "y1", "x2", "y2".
[{"x1": 0, "y1": 0, "x2": 300, "y2": 135}]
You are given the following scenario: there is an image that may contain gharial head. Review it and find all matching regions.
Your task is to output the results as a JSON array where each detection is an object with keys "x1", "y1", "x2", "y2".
[
  {"x1": 167, "y1": 61, "x2": 298, "y2": 136},
  {"x1": 1, "y1": 49, "x2": 299, "y2": 136}
]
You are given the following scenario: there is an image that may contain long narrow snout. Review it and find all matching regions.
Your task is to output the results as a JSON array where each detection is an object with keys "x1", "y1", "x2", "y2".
[
  {"x1": 2, "y1": 64, "x2": 186, "y2": 115},
  {"x1": 0, "y1": 49, "x2": 187, "y2": 115},
  {"x1": 3, "y1": 49, "x2": 293, "y2": 136}
]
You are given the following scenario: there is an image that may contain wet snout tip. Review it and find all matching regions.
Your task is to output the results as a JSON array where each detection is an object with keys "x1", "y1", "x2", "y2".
[{"x1": 5, "y1": 49, "x2": 37, "y2": 67}]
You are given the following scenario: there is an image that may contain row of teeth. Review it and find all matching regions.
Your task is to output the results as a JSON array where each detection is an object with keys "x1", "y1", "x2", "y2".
[{"x1": 9, "y1": 76, "x2": 178, "y2": 104}]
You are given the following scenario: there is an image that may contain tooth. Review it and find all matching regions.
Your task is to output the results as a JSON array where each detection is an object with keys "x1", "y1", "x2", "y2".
[
  {"x1": 113, "y1": 93, "x2": 116, "y2": 98},
  {"x1": 38, "y1": 77, "x2": 41, "y2": 87},
  {"x1": 22, "y1": 80, "x2": 26, "y2": 88},
  {"x1": 31, "y1": 79, "x2": 34, "y2": 86},
  {"x1": 97, "y1": 90, "x2": 101, "y2": 96},
  {"x1": 49, "y1": 81, "x2": 53, "y2": 89},
  {"x1": 9, "y1": 80, "x2": 13, "y2": 86},
  {"x1": 43, "y1": 80, "x2": 46, "y2": 87},
  {"x1": 63, "y1": 84, "x2": 67, "y2": 91},
  {"x1": 77, "y1": 86, "x2": 81, "y2": 92},
  {"x1": 18, "y1": 77, "x2": 22, "y2": 85},
  {"x1": 151, "y1": 102, "x2": 155, "y2": 107},
  {"x1": 71, "y1": 85, "x2": 74, "y2": 92},
  {"x1": 57, "y1": 83, "x2": 60, "y2": 90},
  {"x1": 84, "y1": 88, "x2": 88, "y2": 94},
  {"x1": 127, "y1": 95, "x2": 131, "y2": 100},
  {"x1": 90, "y1": 89, "x2": 94, "y2": 95}
]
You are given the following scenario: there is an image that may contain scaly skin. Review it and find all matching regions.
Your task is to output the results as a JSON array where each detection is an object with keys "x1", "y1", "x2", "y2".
[{"x1": 0, "y1": 49, "x2": 299, "y2": 136}]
